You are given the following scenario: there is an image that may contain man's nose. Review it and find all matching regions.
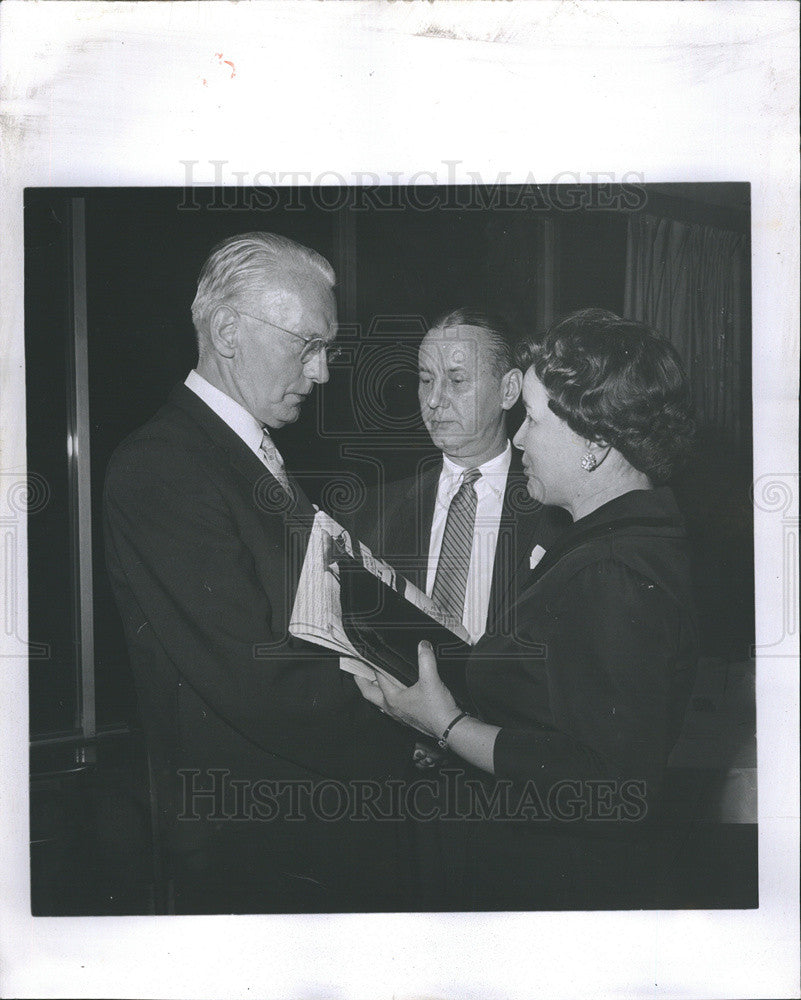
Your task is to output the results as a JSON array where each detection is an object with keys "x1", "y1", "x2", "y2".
[
  {"x1": 427, "y1": 379, "x2": 446, "y2": 409},
  {"x1": 307, "y1": 350, "x2": 330, "y2": 385}
]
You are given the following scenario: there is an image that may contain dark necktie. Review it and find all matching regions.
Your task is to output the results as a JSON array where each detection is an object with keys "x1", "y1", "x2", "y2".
[{"x1": 431, "y1": 467, "x2": 481, "y2": 623}]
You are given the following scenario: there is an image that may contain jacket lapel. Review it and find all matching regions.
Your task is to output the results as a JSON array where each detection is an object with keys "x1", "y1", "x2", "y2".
[
  {"x1": 390, "y1": 456, "x2": 441, "y2": 590},
  {"x1": 417, "y1": 458, "x2": 440, "y2": 556},
  {"x1": 167, "y1": 382, "x2": 316, "y2": 519}
]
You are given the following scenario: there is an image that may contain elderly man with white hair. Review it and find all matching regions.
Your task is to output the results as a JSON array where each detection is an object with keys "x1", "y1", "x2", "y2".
[{"x1": 104, "y1": 232, "x2": 412, "y2": 914}]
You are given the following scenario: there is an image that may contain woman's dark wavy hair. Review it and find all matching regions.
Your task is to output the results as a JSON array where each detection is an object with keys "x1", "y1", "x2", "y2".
[{"x1": 516, "y1": 308, "x2": 695, "y2": 485}]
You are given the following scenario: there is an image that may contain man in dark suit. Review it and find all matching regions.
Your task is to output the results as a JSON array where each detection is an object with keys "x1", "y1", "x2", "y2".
[
  {"x1": 364, "y1": 309, "x2": 567, "y2": 646},
  {"x1": 104, "y1": 232, "x2": 412, "y2": 914},
  {"x1": 360, "y1": 310, "x2": 568, "y2": 908}
]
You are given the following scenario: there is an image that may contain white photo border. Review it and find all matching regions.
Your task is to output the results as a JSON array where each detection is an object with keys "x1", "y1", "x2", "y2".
[{"x1": 1, "y1": 3, "x2": 798, "y2": 998}]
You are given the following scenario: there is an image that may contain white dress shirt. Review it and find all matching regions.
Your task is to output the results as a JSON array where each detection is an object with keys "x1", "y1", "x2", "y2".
[
  {"x1": 425, "y1": 442, "x2": 512, "y2": 643},
  {"x1": 184, "y1": 369, "x2": 285, "y2": 467}
]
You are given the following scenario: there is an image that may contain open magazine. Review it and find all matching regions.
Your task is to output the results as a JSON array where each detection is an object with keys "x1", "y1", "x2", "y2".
[{"x1": 289, "y1": 510, "x2": 472, "y2": 693}]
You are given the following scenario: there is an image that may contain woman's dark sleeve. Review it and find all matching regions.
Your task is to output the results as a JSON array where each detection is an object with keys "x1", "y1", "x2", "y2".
[{"x1": 493, "y1": 559, "x2": 684, "y2": 788}]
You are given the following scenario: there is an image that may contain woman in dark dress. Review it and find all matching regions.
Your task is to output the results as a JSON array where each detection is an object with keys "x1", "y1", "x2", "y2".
[{"x1": 356, "y1": 308, "x2": 698, "y2": 908}]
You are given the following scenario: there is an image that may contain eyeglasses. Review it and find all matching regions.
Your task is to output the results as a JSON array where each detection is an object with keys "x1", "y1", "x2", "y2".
[{"x1": 235, "y1": 308, "x2": 342, "y2": 364}]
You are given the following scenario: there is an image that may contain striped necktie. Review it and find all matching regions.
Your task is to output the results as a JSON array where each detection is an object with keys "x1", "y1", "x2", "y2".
[
  {"x1": 431, "y1": 467, "x2": 481, "y2": 624},
  {"x1": 259, "y1": 429, "x2": 293, "y2": 497}
]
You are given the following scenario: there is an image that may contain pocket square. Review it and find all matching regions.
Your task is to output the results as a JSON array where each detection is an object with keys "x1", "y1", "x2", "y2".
[{"x1": 529, "y1": 544, "x2": 547, "y2": 570}]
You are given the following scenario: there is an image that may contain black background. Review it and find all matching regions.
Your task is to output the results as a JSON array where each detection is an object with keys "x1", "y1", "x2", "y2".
[
  {"x1": 27, "y1": 185, "x2": 636, "y2": 735},
  {"x1": 24, "y1": 185, "x2": 755, "y2": 917}
]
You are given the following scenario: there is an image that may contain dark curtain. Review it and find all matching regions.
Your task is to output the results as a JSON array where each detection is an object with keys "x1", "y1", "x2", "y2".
[{"x1": 624, "y1": 213, "x2": 748, "y2": 445}]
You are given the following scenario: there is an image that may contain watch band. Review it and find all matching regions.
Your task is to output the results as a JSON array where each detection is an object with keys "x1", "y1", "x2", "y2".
[{"x1": 437, "y1": 710, "x2": 470, "y2": 750}]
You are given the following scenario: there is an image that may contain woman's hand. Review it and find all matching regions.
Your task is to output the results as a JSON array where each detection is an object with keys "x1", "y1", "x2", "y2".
[
  {"x1": 356, "y1": 640, "x2": 500, "y2": 775},
  {"x1": 353, "y1": 640, "x2": 460, "y2": 739}
]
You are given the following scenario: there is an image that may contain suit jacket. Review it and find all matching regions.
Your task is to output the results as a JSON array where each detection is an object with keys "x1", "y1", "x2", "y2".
[
  {"x1": 360, "y1": 447, "x2": 569, "y2": 645},
  {"x1": 104, "y1": 383, "x2": 413, "y2": 904}
]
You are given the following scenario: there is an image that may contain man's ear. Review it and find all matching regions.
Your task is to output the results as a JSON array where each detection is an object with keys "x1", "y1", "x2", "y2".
[
  {"x1": 208, "y1": 304, "x2": 239, "y2": 359},
  {"x1": 500, "y1": 368, "x2": 523, "y2": 410}
]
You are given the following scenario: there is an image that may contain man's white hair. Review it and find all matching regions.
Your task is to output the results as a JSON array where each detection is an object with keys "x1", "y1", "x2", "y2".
[{"x1": 191, "y1": 231, "x2": 335, "y2": 344}]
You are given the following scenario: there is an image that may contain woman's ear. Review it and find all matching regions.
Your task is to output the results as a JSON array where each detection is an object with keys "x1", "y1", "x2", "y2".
[
  {"x1": 209, "y1": 304, "x2": 239, "y2": 359},
  {"x1": 501, "y1": 368, "x2": 523, "y2": 410},
  {"x1": 583, "y1": 438, "x2": 612, "y2": 470}
]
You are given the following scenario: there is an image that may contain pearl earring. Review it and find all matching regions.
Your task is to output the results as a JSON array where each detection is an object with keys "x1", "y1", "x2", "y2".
[{"x1": 580, "y1": 452, "x2": 598, "y2": 471}]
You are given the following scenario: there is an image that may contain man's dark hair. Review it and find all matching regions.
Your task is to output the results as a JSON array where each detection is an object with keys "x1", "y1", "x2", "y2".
[
  {"x1": 432, "y1": 308, "x2": 517, "y2": 378},
  {"x1": 516, "y1": 307, "x2": 695, "y2": 485}
]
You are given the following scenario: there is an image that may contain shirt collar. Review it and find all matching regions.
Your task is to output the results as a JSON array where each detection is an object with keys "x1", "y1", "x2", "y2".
[
  {"x1": 185, "y1": 369, "x2": 268, "y2": 455},
  {"x1": 441, "y1": 441, "x2": 512, "y2": 498}
]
